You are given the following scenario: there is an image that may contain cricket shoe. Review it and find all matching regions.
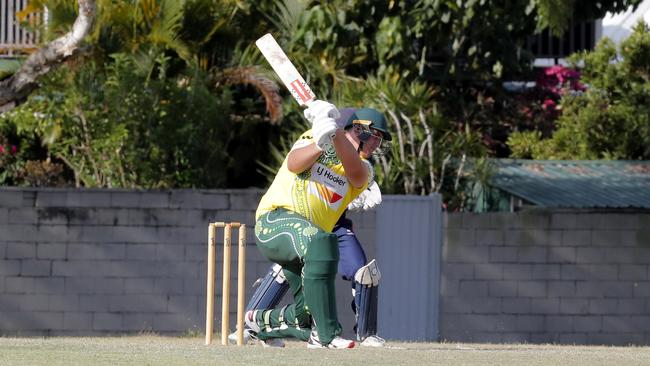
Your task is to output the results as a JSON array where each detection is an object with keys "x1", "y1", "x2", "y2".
[
  {"x1": 227, "y1": 328, "x2": 253, "y2": 345},
  {"x1": 307, "y1": 331, "x2": 355, "y2": 349},
  {"x1": 244, "y1": 310, "x2": 261, "y2": 333},
  {"x1": 360, "y1": 335, "x2": 386, "y2": 347},
  {"x1": 227, "y1": 328, "x2": 285, "y2": 347}
]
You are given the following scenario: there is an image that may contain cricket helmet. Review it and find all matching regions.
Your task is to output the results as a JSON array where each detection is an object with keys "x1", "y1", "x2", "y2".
[{"x1": 344, "y1": 108, "x2": 392, "y2": 141}]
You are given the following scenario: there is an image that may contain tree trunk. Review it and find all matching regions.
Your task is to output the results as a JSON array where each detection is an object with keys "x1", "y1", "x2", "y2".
[{"x1": 0, "y1": 0, "x2": 96, "y2": 114}]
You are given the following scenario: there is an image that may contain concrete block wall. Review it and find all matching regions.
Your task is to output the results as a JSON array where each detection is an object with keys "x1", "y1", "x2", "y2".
[
  {"x1": 0, "y1": 187, "x2": 377, "y2": 337},
  {"x1": 0, "y1": 187, "x2": 272, "y2": 335},
  {"x1": 4, "y1": 186, "x2": 650, "y2": 346},
  {"x1": 440, "y1": 211, "x2": 650, "y2": 345}
]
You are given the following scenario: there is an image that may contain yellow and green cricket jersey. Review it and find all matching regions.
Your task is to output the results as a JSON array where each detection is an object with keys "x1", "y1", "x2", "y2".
[{"x1": 256, "y1": 130, "x2": 369, "y2": 232}]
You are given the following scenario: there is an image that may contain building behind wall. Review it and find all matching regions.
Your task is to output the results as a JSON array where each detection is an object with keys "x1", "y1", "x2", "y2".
[
  {"x1": 473, "y1": 160, "x2": 650, "y2": 213},
  {"x1": 1, "y1": 0, "x2": 42, "y2": 58},
  {"x1": 530, "y1": 0, "x2": 650, "y2": 67}
]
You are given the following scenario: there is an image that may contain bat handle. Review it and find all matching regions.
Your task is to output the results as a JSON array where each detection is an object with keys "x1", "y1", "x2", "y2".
[
  {"x1": 303, "y1": 97, "x2": 336, "y2": 150},
  {"x1": 302, "y1": 98, "x2": 315, "y2": 108}
]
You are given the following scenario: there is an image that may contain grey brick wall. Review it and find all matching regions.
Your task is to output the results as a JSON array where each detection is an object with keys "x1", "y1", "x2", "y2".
[
  {"x1": 4, "y1": 187, "x2": 650, "y2": 345},
  {"x1": 440, "y1": 211, "x2": 650, "y2": 345},
  {"x1": 0, "y1": 187, "x2": 274, "y2": 336},
  {"x1": 0, "y1": 187, "x2": 379, "y2": 338}
]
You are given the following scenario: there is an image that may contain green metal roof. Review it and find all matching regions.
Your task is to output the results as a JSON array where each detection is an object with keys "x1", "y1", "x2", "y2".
[{"x1": 490, "y1": 159, "x2": 650, "y2": 209}]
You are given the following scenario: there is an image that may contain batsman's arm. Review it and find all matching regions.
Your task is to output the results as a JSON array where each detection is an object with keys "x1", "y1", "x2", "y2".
[
  {"x1": 333, "y1": 130, "x2": 368, "y2": 188},
  {"x1": 287, "y1": 144, "x2": 321, "y2": 173}
]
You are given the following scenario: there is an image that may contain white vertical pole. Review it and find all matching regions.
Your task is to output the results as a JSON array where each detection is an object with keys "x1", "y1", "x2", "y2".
[
  {"x1": 1, "y1": 0, "x2": 6, "y2": 47},
  {"x1": 8, "y1": 0, "x2": 14, "y2": 45}
]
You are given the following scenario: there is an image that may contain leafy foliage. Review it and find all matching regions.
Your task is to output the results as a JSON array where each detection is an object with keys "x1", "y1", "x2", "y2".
[
  {"x1": 2, "y1": 0, "x2": 647, "y2": 210},
  {"x1": 338, "y1": 75, "x2": 485, "y2": 198},
  {"x1": 508, "y1": 22, "x2": 650, "y2": 160},
  {"x1": 2, "y1": 0, "x2": 284, "y2": 188},
  {"x1": 0, "y1": 60, "x2": 22, "y2": 81}
]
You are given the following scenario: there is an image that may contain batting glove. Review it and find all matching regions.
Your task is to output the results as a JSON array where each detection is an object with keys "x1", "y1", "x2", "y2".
[
  {"x1": 347, "y1": 181, "x2": 382, "y2": 212},
  {"x1": 304, "y1": 100, "x2": 340, "y2": 125},
  {"x1": 347, "y1": 195, "x2": 364, "y2": 212},
  {"x1": 362, "y1": 181, "x2": 382, "y2": 210},
  {"x1": 312, "y1": 116, "x2": 337, "y2": 150}
]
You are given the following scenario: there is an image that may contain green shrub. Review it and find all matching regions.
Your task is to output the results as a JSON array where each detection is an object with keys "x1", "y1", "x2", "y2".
[
  {"x1": 1, "y1": 53, "x2": 277, "y2": 188},
  {"x1": 508, "y1": 22, "x2": 650, "y2": 160}
]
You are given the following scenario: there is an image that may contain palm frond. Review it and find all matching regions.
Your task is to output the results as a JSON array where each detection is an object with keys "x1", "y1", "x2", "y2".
[
  {"x1": 233, "y1": 43, "x2": 266, "y2": 67},
  {"x1": 255, "y1": 120, "x2": 308, "y2": 184},
  {"x1": 35, "y1": 0, "x2": 78, "y2": 39},
  {"x1": 140, "y1": 0, "x2": 160, "y2": 25},
  {"x1": 131, "y1": 49, "x2": 157, "y2": 77},
  {"x1": 147, "y1": 0, "x2": 193, "y2": 62},
  {"x1": 267, "y1": 0, "x2": 310, "y2": 40},
  {"x1": 255, "y1": 136, "x2": 292, "y2": 185},
  {"x1": 216, "y1": 66, "x2": 283, "y2": 124},
  {"x1": 158, "y1": 0, "x2": 184, "y2": 37}
]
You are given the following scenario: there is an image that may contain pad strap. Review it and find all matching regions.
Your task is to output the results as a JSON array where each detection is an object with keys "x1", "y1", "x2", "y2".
[
  {"x1": 278, "y1": 305, "x2": 289, "y2": 330},
  {"x1": 263, "y1": 310, "x2": 273, "y2": 332}
]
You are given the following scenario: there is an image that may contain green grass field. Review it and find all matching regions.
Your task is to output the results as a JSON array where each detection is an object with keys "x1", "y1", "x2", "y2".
[{"x1": 1, "y1": 335, "x2": 650, "y2": 366}]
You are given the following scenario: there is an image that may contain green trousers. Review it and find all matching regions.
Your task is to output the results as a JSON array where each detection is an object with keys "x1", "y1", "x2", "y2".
[{"x1": 254, "y1": 208, "x2": 342, "y2": 345}]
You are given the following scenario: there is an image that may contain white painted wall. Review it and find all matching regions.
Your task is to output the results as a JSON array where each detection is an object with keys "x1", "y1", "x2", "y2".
[{"x1": 598, "y1": 0, "x2": 650, "y2": 44}]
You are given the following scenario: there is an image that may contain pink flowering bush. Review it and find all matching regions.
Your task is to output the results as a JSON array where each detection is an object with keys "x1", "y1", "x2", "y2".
[
  {"x1": 537, "y1": 65, "x2": 585, "y2": 96},
  {"x1": 510, "y1": 22, "x2": 650, "y2": 160},
  {"x1": 506, "y1": 65, "x2": 587, "y2": 158},
  {"x1": 0, "y1": 144, "x2": 18, "y2": 155},
  {"x1": 536, "y1": 65, "x2": 586, "y2": 119},
  {"x1": 0, "y1": 135, "x2": 20, "y2": 184},
  {"x1": 0, "y1": 133, "x2": 67, "y2": 186}
]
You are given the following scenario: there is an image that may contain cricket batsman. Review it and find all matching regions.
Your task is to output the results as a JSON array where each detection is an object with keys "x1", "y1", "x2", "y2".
[{"x1": 244, "y1": 103, "x2": 391, "y2": 349}]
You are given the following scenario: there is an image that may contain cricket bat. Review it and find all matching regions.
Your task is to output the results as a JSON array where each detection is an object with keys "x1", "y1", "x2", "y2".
[{"x1": 255, "y1": 33, "x2": 316, "y2": 106}]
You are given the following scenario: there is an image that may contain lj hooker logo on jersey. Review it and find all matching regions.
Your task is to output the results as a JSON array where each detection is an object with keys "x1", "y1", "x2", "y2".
[{"x1": 309, "y1": 163, "x2": 348, "y2": 209}]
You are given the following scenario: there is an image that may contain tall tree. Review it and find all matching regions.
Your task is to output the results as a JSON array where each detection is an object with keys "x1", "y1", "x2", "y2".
[{"x1": 0, "y1": 0, "x2": 96, "y2": 113}]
